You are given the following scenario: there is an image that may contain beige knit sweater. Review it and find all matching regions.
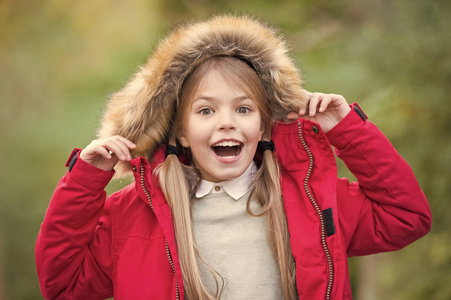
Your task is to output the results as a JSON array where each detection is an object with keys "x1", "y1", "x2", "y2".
[{"x1": 192, "y1": 189, "x2": 283, "y2": 299}]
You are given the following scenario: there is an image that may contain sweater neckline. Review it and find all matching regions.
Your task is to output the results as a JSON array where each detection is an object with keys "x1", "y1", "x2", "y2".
[{"x1": 195, "y1": 162, "x2": 256, "y2": 200}]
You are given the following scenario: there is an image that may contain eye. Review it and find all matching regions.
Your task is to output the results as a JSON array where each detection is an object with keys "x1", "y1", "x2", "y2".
[
  {"x1": 237, "y1": 106, "x2": 251, "y2": 114},
  {"x1": 199, "y1": 108, "x2": 213, "y2": 115}
]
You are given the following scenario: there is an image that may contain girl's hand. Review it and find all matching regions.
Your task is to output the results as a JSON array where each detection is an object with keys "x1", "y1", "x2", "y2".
[
  {"x1": 79, "y1": 136, "x2": 137, "y2": 171},
  {"x1": 287, "y1": 90, "x2": 351, "y2": 133}
]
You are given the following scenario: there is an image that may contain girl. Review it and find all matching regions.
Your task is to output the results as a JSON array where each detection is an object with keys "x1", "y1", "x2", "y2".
[{"x1": 36, "y1": 15, "x2": 431, "y2": 299}]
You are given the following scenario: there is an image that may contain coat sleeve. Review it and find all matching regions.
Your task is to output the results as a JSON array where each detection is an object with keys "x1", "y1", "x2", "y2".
[
  {"x1": 35, "y1": 149, "x2": 115, "y2": 299},
  {"x1": 326, "y1": 104, "x2": 432, "y2": 256}
]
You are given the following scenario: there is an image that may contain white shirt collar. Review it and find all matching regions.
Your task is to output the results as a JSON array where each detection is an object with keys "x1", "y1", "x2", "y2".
[{"x1": 195, "y1": 161, "x2": 257, "y2": 200}]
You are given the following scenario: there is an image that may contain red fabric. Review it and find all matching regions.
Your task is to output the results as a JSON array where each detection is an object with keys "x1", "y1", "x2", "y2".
[{"x1": 36, "y1": 104, "x2": 431, "y2": 299}]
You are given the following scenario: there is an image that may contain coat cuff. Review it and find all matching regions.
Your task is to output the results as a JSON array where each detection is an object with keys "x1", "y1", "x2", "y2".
[
  {"x1": 326, "y1": 103, "x2": 368, "y2": 150},
  {"x1": 64, "y1": 148, "x2": 114, "y2": 191}
]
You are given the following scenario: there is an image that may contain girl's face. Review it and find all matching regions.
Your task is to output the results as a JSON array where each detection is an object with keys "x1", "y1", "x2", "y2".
[{"x1": 179, "y1": 69, "x2": 263, "y2": 182}]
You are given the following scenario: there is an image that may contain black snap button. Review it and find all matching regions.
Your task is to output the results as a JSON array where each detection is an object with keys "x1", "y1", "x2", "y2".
[
  {"x1": 312, "y1": 126, "x2": 319, "y2": 134},
  {"x1": 132, "y1": 166, "x2": 137, "y2": 172}
]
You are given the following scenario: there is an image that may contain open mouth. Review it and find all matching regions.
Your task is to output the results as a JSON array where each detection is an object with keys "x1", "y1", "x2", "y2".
[{"x1": 211, "y1": 141, "x2": 243, "y2": 159}]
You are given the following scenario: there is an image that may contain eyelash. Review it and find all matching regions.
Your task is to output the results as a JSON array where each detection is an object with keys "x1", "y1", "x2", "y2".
[
  {"x1": 198, "y1": 108, "x2": 213, "y2": 115},
  {"x1": 197, "y1": 106, "x2": 252, "y2": 115},
  {"x1": 237, "y1": 106, "x2": 251, "y2": 114}
]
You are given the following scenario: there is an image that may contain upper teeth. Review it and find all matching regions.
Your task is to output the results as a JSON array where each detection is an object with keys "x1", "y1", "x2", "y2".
[{"x1": 215, "y1": 141, "x2": 240, "y2": 147}]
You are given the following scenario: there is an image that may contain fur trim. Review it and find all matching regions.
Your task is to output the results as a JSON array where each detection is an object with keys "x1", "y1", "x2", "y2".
[{"x1": 98, "y1": 15, "x2": 306, "y2": 177}]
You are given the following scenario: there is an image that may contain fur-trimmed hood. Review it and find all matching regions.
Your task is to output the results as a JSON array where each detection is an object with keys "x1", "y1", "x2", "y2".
[{"x1": 98, "y1": 15, "x2": 306, "y2": 176}]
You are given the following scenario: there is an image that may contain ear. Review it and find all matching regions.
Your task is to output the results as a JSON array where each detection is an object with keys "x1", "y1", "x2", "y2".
[
  {"x1": 178, "y1": 135, "x2": 190, "y2": 148},
  {"x1": 259, "y1": 129, "x2": 264, "y2": 141}
]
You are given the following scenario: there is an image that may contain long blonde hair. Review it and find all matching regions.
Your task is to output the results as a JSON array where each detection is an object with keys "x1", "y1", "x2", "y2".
[{"x1": 157, "y1": 56, "x2": 297, "y2": 299}]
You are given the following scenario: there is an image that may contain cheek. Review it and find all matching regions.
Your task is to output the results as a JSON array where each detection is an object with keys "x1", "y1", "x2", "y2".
[
  {"x1": 250, "y1": 116, "x2": 264, "y2": 141},
  {"x1": 183, "y1": 119, "x2": 210, "y2": 148},
  {"x1": 178, "y1": 127, "x2": 191, "y2": 148},
  {"x1": 178, "y1": 112, "x2": 201, "y2": 147}
]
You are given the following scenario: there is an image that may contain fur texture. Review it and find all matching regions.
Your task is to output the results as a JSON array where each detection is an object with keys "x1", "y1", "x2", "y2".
[{"x1": 98, "y1": 15, "x2": 306, "y2": 176}]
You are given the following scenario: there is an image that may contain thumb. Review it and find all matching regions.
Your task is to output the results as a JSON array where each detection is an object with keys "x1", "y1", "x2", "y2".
[{"x1": 286, "y1": 112, "x2": 300, "y2": 121}]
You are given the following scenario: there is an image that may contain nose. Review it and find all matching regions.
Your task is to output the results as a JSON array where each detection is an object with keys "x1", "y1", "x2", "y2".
[{"x1": 218, "y1": 110, "x2": 236, "y2": 131}]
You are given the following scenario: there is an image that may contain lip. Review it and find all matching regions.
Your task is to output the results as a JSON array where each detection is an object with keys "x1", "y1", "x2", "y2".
[{"x1": 211, "y1": 139, "x2": 244, "y2": 164}]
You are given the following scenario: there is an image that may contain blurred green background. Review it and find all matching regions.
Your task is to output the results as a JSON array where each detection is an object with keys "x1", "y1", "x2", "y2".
[{"x1": 1, "y1": 0, "x2": 450, "y2": 299}]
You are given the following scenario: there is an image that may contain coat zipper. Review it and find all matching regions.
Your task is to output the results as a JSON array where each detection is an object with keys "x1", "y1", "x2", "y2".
[
  {"x1": 140, "y1": 164, "x2": 180, "y2": 300},
  {"x1": 298, "y1": 122, "x2": 334, "y2": 300}
]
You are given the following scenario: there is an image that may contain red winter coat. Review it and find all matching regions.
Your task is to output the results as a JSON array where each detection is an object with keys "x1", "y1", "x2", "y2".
[{"x1": 35, "y1": 105, "x2": 431, "y2": 299}]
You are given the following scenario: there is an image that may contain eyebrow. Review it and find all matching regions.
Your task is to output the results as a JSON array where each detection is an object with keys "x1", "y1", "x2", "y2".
[{"x1": 194, "y1": 95, "x2": 251, "y2": 102}]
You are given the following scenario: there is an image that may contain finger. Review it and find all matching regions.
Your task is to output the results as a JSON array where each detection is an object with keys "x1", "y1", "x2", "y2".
[
  {"x1": 85, "y1": 144, "x2": 113, "y2": 160},
  {"x1": 319, "y1": 94, "x2": 334, "y2": 112},
  {"x1": 302, "y1": 89, "x2": 313, "y2": 97},
  {"x1": 300, "y1": 91, "x2": 312, "y2": 116},
  {"x1": 298, "y1": 103, "x2": 309, "y2": 116},
  {"x1": 286, "y1": 112, "x2": 300, "y2": 120},
  {"x1": 111, "y1": 136, "x2": 137, "y2": 160},
  {"x1": 98, "y1": 146, "x2": 114, "y2": 159},
  {"x1": 114, "y1": 135, "x2": 137, "y2": 149},
  {"x1": 309, "y1": 93, "x2": 323, "y2": 116},
  {"x1": 103, "y1": 140, "x2": 131, "y2": 161}
]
